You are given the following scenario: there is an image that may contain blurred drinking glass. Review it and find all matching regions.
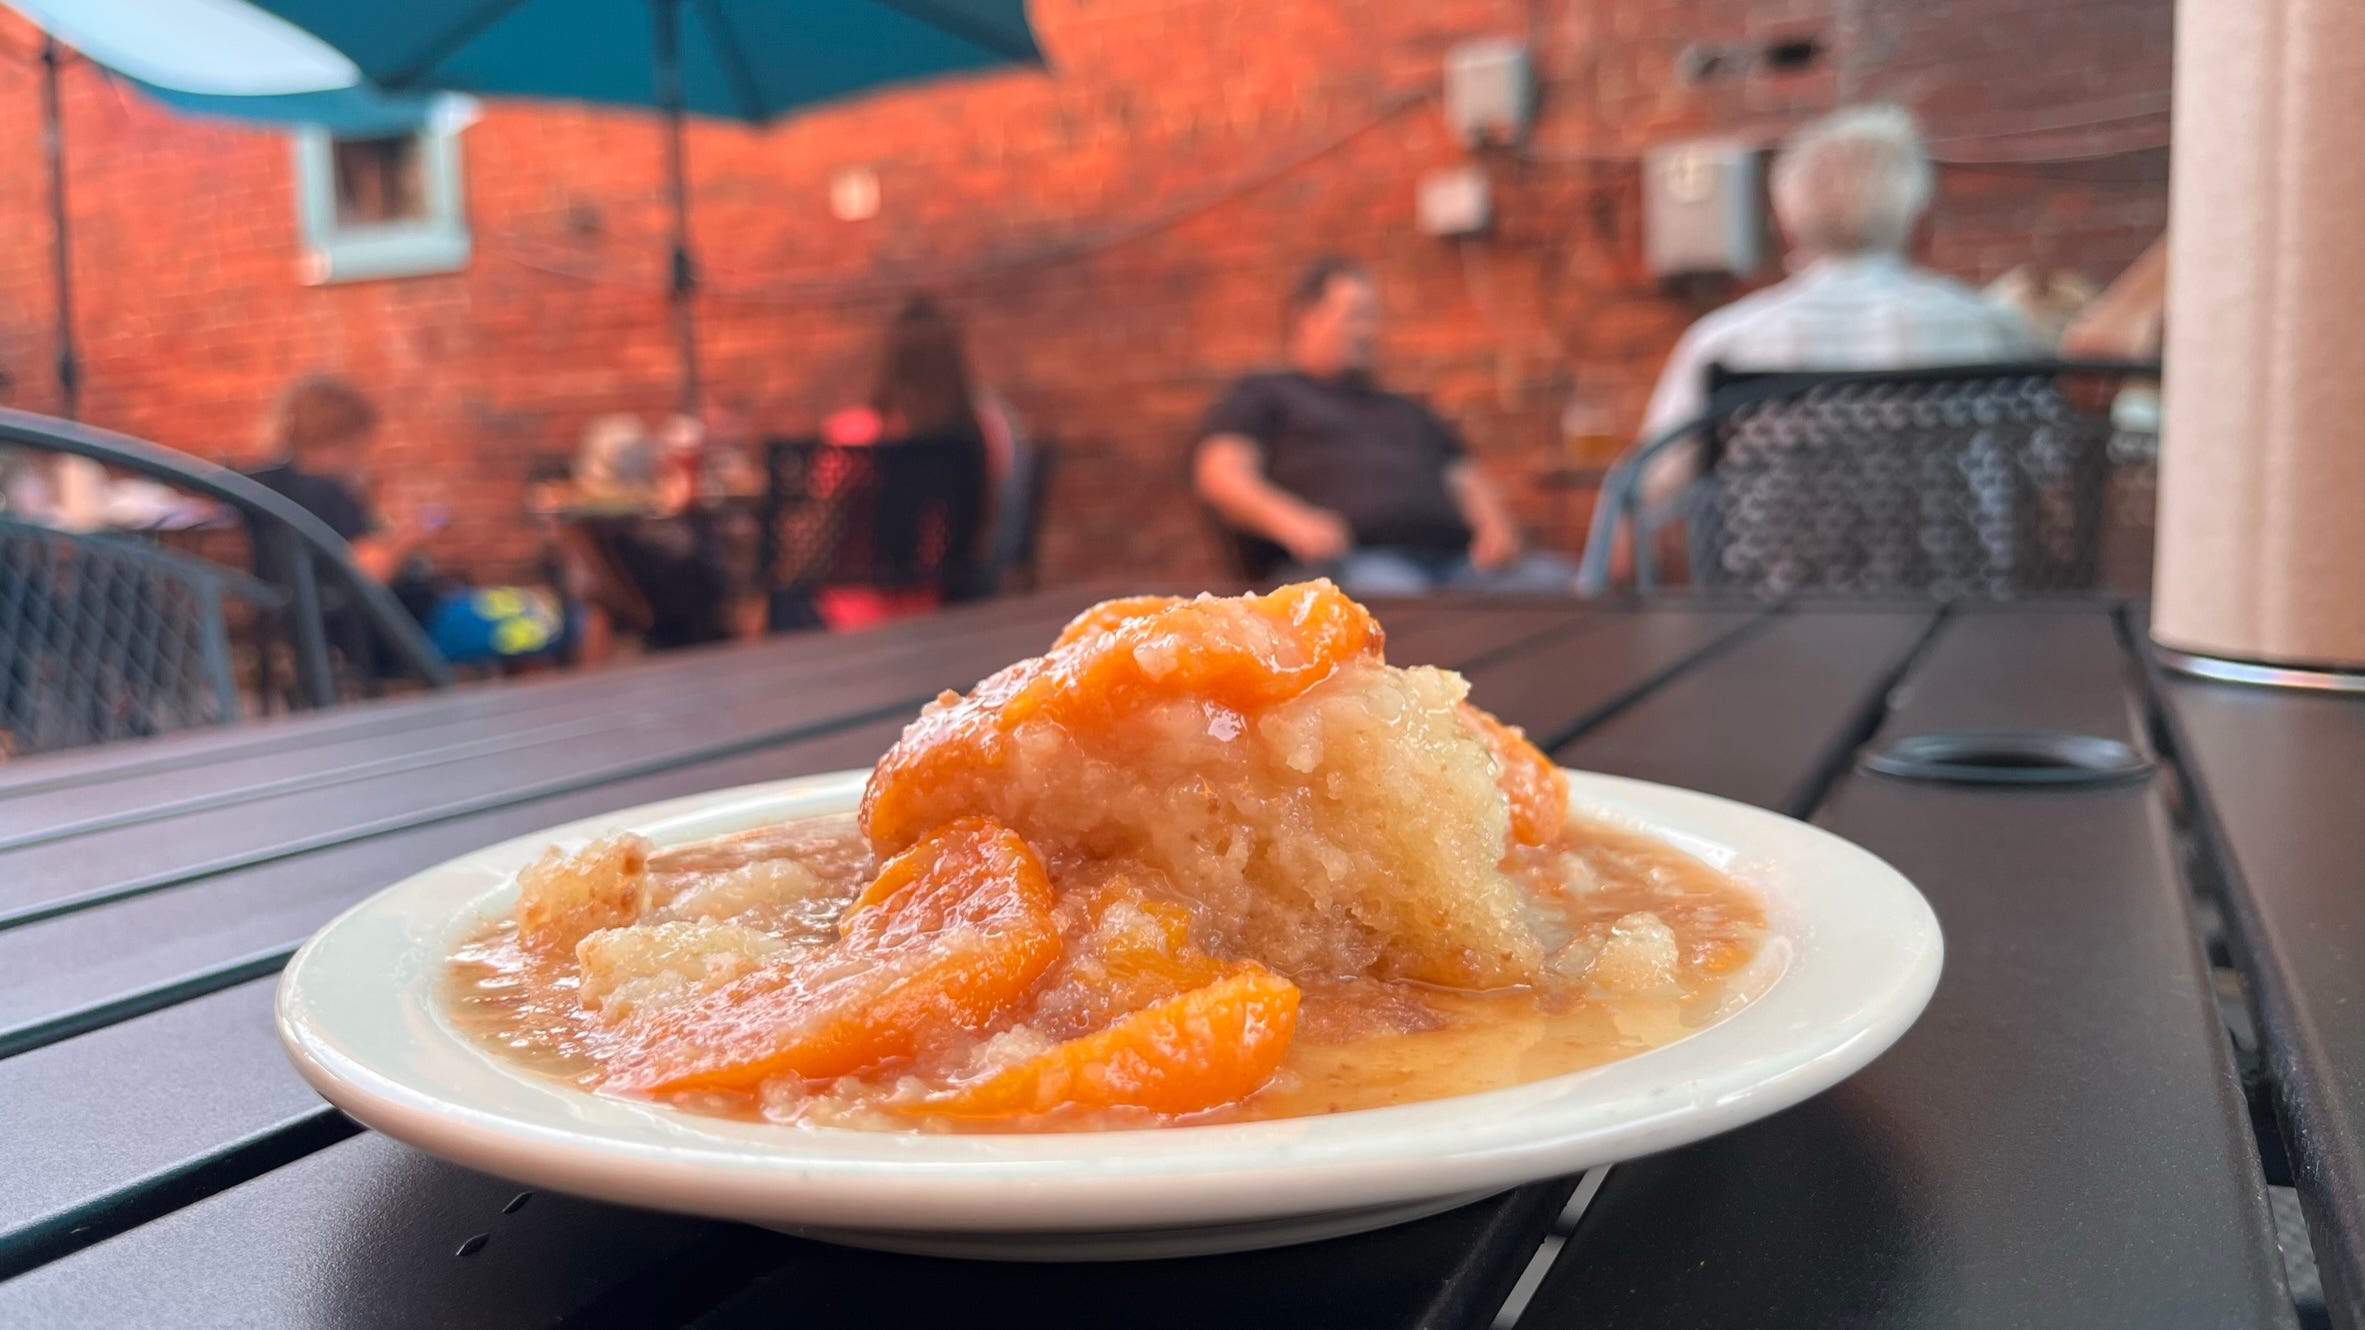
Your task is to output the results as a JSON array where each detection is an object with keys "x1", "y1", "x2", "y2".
[{"x1": 1559, "y1": 387, "x2": 1619, "y2": 467}]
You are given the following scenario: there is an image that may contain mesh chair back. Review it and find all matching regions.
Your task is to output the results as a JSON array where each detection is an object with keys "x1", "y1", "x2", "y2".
[
  {"x1": 0, "y1": 518, "x2": 277, "y2": 755},
  {"x1": 1584, "y1": 362, "x2": 2160, "y2": 600},
  {"x1": 760, "y1": 434, "x2": 988, "y2": 599},
  {"x1": 0, "y1": 410, "x2": 448, "y2": 744}
]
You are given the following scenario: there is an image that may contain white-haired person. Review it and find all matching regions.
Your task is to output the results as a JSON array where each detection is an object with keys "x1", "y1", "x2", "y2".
[{"x1": 1631, "y1": 105, "x2": 2034, "y2": 499}]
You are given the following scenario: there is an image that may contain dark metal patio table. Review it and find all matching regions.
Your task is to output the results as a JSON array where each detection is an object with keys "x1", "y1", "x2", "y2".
[{"x1": 0, "y1": 589, "x2": 2350, "y2": 1329}]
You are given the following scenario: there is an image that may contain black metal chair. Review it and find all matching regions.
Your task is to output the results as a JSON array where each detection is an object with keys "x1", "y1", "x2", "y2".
[
  {"x1": 757, "y1": 433, "x2": 989, "y2": 628},
  {"x1": 556, "y1": 510, "x2": 738, "y2": 653},
  {"x1": 1577, "y1": 360, "x2": 2163, "y2": 600},
  {"x1": 972, "y1": 434, "x2": 1058, "y2": 598},
  {"x1": 1188, "y1": 441, "x2": 1288, "y2": 586},
  {"x1": 0, "y1": 409, "x2": 449, "y2": 755},
  {"x1": 0, "y1": 519, "x2": 271, "y2": 756},
  {"x1": 1202, "y1": 507, "x2": 1289, "y2": 585}
]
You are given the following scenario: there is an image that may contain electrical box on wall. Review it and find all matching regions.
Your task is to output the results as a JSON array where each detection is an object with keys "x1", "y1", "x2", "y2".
[
  {"x1": 1416, "y1": 165, "x2": 1492, "y2": 238},
  {"x1": 1444, "y1": 39, "x2": 1533, "y2": 147},
  {"x1": 1643, "y1": 138, "x2": 1762, "y2": 278}
]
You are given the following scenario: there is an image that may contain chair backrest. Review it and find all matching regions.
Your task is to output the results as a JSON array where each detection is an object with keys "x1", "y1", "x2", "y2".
[
  {"x1": 0, "y1": 409, "x2": 450, "y2": 726},
  {"x1": 562, "y1": 511, "x2": 736, "y2": 649},
  {"x1": 1201, "y1": 506, "x2": 1290, "y2": 584},
  {"x1": 0, "y1": 517, "x2": 281, "y2": 755},
  {"x1": 976, "y1": 436, "x2": 1057, "y2": 597},
  {"x1": 1579, "y1": 360, "x2": 2162, "y2": 600},
  {"x1": 758, "y1": 433, "x2": 989, "y2": 599},
  {"x1": 1184, "y1": 444, "x2": 1290, "y2": 584}
]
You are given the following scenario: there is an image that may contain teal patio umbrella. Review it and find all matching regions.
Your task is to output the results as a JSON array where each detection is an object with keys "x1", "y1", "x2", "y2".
[{"x1": 239, "y1": 0, "x2": 1046, "y2": 410}]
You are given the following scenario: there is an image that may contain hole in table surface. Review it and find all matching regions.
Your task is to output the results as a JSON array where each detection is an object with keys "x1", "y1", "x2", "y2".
[{"x1": 1861, "y1": 728, "x2": 2152, "y2": 787}]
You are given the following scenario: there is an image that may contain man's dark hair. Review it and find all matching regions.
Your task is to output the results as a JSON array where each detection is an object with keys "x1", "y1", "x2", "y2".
[{"x1": 1285, "y1": 255, "x2": 1371, "y2": 326}]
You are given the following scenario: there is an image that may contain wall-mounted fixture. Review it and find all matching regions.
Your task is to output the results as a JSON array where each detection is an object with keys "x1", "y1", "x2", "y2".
[
  {"x1": 1643, "y1": 138, "x2": 1762, "y2": 278},
  {"x1": 1444, "y1": 39, "x2": 1534, "y2": 148},
  {"x1": 1416, "y1": 164, "x2": 1492, "y2": 238},
  {"x1": 830, "y1": 166, "x2": 880, "y2": 222}
]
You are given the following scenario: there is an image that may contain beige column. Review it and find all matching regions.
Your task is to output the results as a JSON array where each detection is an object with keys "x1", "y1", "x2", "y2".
[{"x1": 2152, "y1": 0, "x2": 2365, "y2": 668}]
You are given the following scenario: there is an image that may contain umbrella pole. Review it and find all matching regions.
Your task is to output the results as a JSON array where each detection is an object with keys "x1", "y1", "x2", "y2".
[
  {"x1": 40, "y1": 35, "x2": 79, "y2": 421},
  {"x1": 652, "y1": 0, "x2": 700, "y2": 416}
]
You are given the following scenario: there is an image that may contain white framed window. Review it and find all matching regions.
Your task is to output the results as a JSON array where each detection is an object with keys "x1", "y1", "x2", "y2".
[{"x1": 291, "y1": 124, "x2": 470, "y2": 283}]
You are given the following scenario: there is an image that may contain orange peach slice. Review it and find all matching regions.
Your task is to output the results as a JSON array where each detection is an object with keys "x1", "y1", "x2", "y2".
[
  {"x1": 1052, "y1": 595, "x2": 1186, "y2": 648},
  {"x1": 604, "y1": 819, "x2": 1059, "y2": 1095},
  {"x1": 1461, "y1": 701, "x2": 1568, "y2": 847},
  {"x1": 921, "y1": 966, "x2": 1302, "y2": 1119},
  {"x1": 864, "y1": 582, "x2": 1383, "y2": 853}
]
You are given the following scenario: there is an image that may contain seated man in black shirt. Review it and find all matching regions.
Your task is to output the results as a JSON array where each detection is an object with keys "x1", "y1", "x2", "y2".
[{"x1": 1193, "y1": 256, "x2": 1570, "y2": 595}]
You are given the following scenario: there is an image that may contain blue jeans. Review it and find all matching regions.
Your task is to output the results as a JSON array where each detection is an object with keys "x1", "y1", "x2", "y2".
[{"x1": 1290, "y1": 548, "x2": 1577, "y2": 597}]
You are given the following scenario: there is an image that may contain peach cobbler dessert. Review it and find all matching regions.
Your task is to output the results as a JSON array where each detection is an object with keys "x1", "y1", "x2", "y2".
[{"x1": 449, "y1": 583, "x2": 1767, "y2": 1130}]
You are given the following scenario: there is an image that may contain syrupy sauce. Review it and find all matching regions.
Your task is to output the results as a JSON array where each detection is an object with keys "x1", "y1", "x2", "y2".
[{"x1": 445, "y1": 813, "x2": 1768, "y2": 1131}]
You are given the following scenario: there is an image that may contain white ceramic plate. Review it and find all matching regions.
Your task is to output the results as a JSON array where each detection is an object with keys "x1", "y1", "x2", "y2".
[{"x1": 277, "y1": 770, "x2": 1941, "y2": 1261}]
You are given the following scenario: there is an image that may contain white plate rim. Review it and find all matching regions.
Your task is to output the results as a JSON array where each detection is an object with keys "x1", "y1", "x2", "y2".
[{"x1": 276, "y1": 769, "x2": 1943, "y2": 1234}]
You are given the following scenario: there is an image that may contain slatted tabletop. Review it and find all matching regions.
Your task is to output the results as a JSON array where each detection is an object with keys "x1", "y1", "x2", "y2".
[
  {"x1": 0, "y1": 590, "x2": 2341, "y2": 1330},
  {"x1": 2154, "y1": 662, "x2": 2365, "y2": 1330}
]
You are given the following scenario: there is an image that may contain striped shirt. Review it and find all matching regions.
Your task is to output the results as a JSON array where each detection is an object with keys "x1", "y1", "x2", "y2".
[{"x1": 1639, "y1": 253, "x2": 2036, "y2": 444}]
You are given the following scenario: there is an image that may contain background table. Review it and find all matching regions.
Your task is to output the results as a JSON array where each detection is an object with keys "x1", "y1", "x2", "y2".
[{"x1": 0, "y1": 590, "x2": 2350, "y2": 1329}]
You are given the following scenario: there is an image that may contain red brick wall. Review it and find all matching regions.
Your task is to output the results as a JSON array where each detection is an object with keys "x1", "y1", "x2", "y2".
[{"x1": 0, "y1": 0, "x2": 2171, "y2": 585}]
